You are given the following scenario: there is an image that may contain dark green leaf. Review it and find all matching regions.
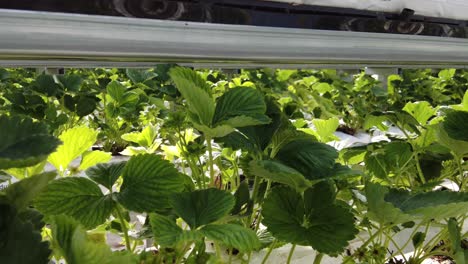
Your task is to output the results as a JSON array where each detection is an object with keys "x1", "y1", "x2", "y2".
[
  {"x1": 412, "y1": 232, "x2": 426, "y2": 249},
  {"x1": 170, "y1": 188, "x2": 235, "y2": 229},
  {"x1": 118, "y1": 154, "x2": 185, "y2": 212},
  {"x1": 0, "y1": 203, "x2": 51, "y2": 264},
  {"x1": 231, "y1": 181, "x2": 251, "y2": 215},
  {"x1": 443, "y1": 110, "x2": 468, "y2": 142},
  {"x1": 276, "y1": 139, "x2": 338, "y2": 180},
  {"x1": 262, "y1": 186, "x2": 357, "y2": 255},
  {"x1": 57, "y1": 74, "x2": 83, "y2": 92},
  {"x1": 149, "y1": 213, "x2": 201, "y2": 248},
  {"x1": 248, "y1": 160, "x2": 311, "y2": 192},
  {"x1": 35, "y1": 177, "x2": 115, "y2": 228},
  {"x1": 33, "y1": 74, "x2": 61, "y2": 96},
  {"x1": 213, "y1": 87, "x2": 269, "y2": 125},
  {"x1": 126, "y1": 69, "x2": 157, "y2": 84},
  {"x1": 86, "y1": 162, "x2": 126, "y2": 190},
  {"x1": 4, "y1": 172, "x2": 56, "y2": 210},
  {"x1": 0, "y1": 115, "x2": 60, "y2": 170}
]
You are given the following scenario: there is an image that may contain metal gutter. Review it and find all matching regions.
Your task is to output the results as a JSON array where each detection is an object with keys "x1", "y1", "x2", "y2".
[{"x1": 1, "y1": 9, "x2": 468, "y2": 69}]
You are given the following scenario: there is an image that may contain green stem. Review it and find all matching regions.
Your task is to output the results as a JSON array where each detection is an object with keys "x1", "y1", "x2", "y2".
[
  {"x1": 249, "y1": 176, "x2": 261, "y2": 227},
  {"x1": 383, "y1": 232, "x2": 408, "y2": 263},
  {"x1": 131, "y1": 240, "x2": 138, "y2": 252},
  {"x1": 228, "y1": 248, "x2": 233, "y2": 264},
  {"x1": 397, "y1": 124, "x2": 426, "y2": 184},
  {"x1": 261, "y1": 240, "x2": 277, "y2": 264},
  {"x1": 286, "y1": 244, "x2": 297, "y2": 264},
  {"x1": 115, "y1": 205, "x2": 131, "y2": 251},
  {"x1": 206, "y1": 136, "x2": 216, "y2": 187},
  {"x1": 254, "y1": 180, "x2": 272, "y2": 232},
  {"x1": 313, "y1": 253, "x2": 324, "y2": 264},
  {"x1": 454, "y1": 155, "x2": 466, "y2": 190},
  {"x1": 414, "y1": 151, "x2": 426, "y2": 184}
]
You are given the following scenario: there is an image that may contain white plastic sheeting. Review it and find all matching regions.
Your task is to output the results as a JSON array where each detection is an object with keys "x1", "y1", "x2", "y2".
[{"x1": 268, "y1": 0, "x2": 468, "y2": 20}]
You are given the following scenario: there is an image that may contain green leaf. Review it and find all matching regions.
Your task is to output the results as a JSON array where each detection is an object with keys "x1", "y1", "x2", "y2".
[
  {"x1": 169, "y1": 67, "x2": 215, "y2": 126},
  {"x1": 270, "y1": 126, "x2": 314, "y2": 158},
  {"x1": 412, "y1": 232, "x2": 425, "y2": 249},
  {"x1": 117, "y1": 154, "x2": 185, "y2": 212},
  {"x1": 48, "y1": 126, "x2": 98, "y2": 173},
  {"x1": 33, "y1": 74, "x2": 61, "y2": 96},
  {"x1": 78, "y1": 150, "x2": 112, "y2": 171},
  {"x1": 4, "y1": 172, "x2": 56, "y2": 210},
  {"x1": 210, "y1": 115, "x2": 271, "y2": 138},
  {"x1": 0, "y1": 68, "x2": 9, "y2": 80},
  {"x1": 403, "y1": 101, "x2": 436, "y2": 125},
  {"x1": 365, "y1": 182, "x2": 411, "y2": 225},
  {"x1": 262, "y1": 186, "x2": 357, "y2": 255},
  {"x1": 0, "y1": 204, "x2": 51, "y2": 264},
  {"x1": 216, "y1": 98, "x2": 283, "y2": 153},
  {"x1": 438, "y1": 68, "x2": 456, "y2": 80},
  {"x1": 448, "y1": 218, "x2": 462, "y2": 253},
  {"x1": 57, "y1": 74, "x2": 83, "y2": 92},
  {"x1": 170, "y1": 188, "x2": 235, "y2": 229},
  {"x1": 35, "y1": 177, "x2": 115, "y2": 228},
  {"x1": 0, "y1": 115, "x2": 60, "y2": 170},
  {"x1": 384, "y1": 189, "x2": 468, "y2": 221},
  {"x1": 86, "y1": 162, "x2": 126, "y2": 190},
  {"x1": 443, "y1": 110, "x2": 468, "y2": 142},
  {"x1": 126, "y1": 69, "x2": 157, "y2": 84},
  {"x1": 51, "y1": 215, "x2": 137, "y2": 264},
  {"x1": 149, "y1": 213, "x2": 201, "y2": 247},
  {"x1": 200, "y1": 224, "x2": 260, "y2": 252},
  {"x1": 364, "y1": 114, "x2": 389, "y2": 131},
  {"x1": 248, "y1": 160, "x2": 311, "y2": 192},
  {"x1": 121, "y1": 126, "x2": 157, "y2": 147},
  {"x1": 5, "y1": 160, "x2": 47, "y2": 180},
  {"x1": 276, "y1": 139, "x2": 338, "y2": 180},
  {"x1": 311, "y1": 117, "x2": 340, "y2": 143},
  {"x1": 231, "y1": 181, "x2": 252, "y2": 215},
  {"x1": 107, "y1": 81, "x2": 126, "y2": 102},
  {"x1": 212, "y1": 87, "x2": 269, "y2": 125},
  {"x1": 436, "y1": 124, "x2": 468, "y2": 157}
]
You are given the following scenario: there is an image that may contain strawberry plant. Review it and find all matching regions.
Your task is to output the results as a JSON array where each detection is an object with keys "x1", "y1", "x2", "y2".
[{"x1": 0, "y1": 66, "x2": 468, "y2": 264}]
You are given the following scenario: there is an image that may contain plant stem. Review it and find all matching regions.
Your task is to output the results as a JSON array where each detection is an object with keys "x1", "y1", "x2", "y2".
[
  {"x1": 206, "y1": 136, "x2": 216, "y2": 187},
  {"x1": 413, "y1": 151, "x2": 426, "y2": 184},
  {"x1": 249, "y1": 176, "x2": 261, "y2": 228},
  {"x1": 115, "y1": 204, "x2": 131, "y2": 251},
  {"x1": 261, "y1": 240, "x2": 277, "y2": 264},
  {"x1": 313, "y1": 253, "x2": 324, "y2": 264},
  {"x1": 454, "y1": 155, "x2": 466, "y2": 190},
  {"x1": 286, "y1": 244, "x2": 297, "y2": 264}
]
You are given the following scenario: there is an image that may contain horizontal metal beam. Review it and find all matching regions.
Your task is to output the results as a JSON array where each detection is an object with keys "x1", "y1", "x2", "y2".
[{"x1": 1, "y1": 9, "x2": 468, "y2": 68}]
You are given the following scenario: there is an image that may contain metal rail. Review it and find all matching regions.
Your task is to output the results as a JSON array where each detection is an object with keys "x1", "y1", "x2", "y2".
[{"x1": 1, "y1": 9, "x2": 468, "y2": 68}]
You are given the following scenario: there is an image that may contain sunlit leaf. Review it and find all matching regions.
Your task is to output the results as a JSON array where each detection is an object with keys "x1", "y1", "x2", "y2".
[
  {"x1": 78, "y1": 150, "x2": 112, "y2": 171},
  {"x1": 48, "y1": 126, "x2": 98, "y2": 173}
]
